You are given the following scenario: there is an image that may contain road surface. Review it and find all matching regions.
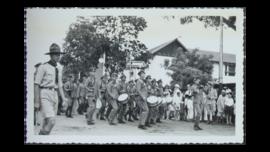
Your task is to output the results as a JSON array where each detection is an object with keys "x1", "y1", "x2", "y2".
[{"x1": 34, "y1": 114, "x2": 235, "y2": 136}]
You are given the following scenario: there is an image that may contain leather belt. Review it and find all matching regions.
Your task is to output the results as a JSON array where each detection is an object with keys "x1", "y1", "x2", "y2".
[{"x1": 40, "y1": 87, "x2": 56, "y2": 91}]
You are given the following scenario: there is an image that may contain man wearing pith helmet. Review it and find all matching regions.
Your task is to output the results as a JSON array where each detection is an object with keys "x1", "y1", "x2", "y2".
[{"x1": 34, "y1": 43, "x2": 67, "y2": 135}]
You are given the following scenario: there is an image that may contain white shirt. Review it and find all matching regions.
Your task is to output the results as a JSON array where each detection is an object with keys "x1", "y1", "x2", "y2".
[{"x1": 225, "y1": 97, "x2": 234, "y2": 106}]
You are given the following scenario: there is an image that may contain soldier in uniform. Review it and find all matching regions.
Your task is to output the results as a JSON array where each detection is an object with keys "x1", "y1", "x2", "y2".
[
  {"x1": 98, "y1": 75, "x2": 108, "y2": 120},
  {"x1": 156, "y1": 79, "x2": 164, "y2": 123},
  {"x1": 191, "y1": 78, "x2": 203, "y2": 130},
  {"x1": 116, "y1": 74, "x2": 128, "y2": 123},
  {"x1": 34, "y1": 43, "x2": 67, "y2": 135},
  {"x1": 145, "y1": 75, "x2": 154, "y2": 127},
  {"x1": 77, "y1": 75, "x2": 86, "y2": 115},
  {"x1": 63, "y1": 74, "x2": 76, "y2": 118},
  {"x1": 135, "y1": 70, "x2": 149, "y2": 130},
  {"x1": 150, "y1": 79, "x2": 159, "y2": 124},
  {"x1": 125, "y1": 80, "x2": 137, "y2": 122},
  {"x1": 85, "y1": 68, "x2": 99, "y2": 125},
  {"x1": 106, "y1": 72, "x2": 119, "y2": 125}
]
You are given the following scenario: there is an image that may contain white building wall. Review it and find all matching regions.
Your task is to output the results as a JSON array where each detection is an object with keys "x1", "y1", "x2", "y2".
[
  {"x1": 123, "y1": 56, "x2": 236, "y2": 85},
  {"x1": 144, "y1": 55, "x2": 173, "y2": 85},
  {"x1": 212, "y1": 63, "x2": 236, "y2": 84}
]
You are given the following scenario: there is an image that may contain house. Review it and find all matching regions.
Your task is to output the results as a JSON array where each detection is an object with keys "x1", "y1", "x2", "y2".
[{"x1": 129, "y1": 38, "x2": 236, "y2": 87}]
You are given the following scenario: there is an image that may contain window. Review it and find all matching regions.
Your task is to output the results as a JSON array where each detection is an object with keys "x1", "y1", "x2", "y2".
[{"x1": 225, "y1": 63, "x2": 235, "y2": 76}]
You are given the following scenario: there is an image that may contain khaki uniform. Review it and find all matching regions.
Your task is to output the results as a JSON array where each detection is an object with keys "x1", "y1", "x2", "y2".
[
  {"x1": 117, "y1": 81, "x2": 128, "y2": 121},
  {"x1": 77, "y1": 82, "x2": 86, "y2": 114},
  {"x1": 145, "y1": 82, "x2": 154, "y2": 124},
  {"x1": 126, "y1": 84, "x2": 137, "y2": 120},
  {"x1": 34, "y1": 62, "x2": 63, "y2": 118},
  {"x1": 85, "y1": 76, "x2": 98, "y2": 123},
  {"x1": 191, "y1": 84, "x2": 203, "y2": 127},
  {"x1": 136, "y1": 79, "x2": 149, "y2": 126},
  {"x1": 106, "y1": 80, "x2": 119, "y2": 124},
  {"x1": 156, "y1": 85, "x2": 164, "y2": 121},
  {"x1": 99, "y1": 80, "x2": 108, "y2": 119}
]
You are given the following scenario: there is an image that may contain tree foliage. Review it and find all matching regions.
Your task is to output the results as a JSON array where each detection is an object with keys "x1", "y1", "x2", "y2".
[
  {"x1": 164, "y1": 16, "x2": 236, "y2": 31},
  {"x1": 60, "y1": 16, "x2": 148, "y2": 76},
  {"x1": 180, "y1": 16, "x2": 236, "y2": 30},
  {"x1": 170, "y1": 49, "x2": 214, "y2": 90}
]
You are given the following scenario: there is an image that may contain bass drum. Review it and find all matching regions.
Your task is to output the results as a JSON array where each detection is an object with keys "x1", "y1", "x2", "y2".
[
  {"x1": 118, "y1": 93, "x2": 129, "y2": 104},
  {"x1": 147, "y1": 96, "x2": 158, "y2": 107}
]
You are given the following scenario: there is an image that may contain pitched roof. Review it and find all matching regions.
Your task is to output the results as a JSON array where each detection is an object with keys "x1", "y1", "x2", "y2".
[
  {"x1": 193, "y1": 49, "x2": 236, "y2": 64},
  {"x1": 147, "y1": 38, "x2": 236, "y2": 64},
  {"x1": 148, "y1": 38, "x2": 188, "y2": 55}
]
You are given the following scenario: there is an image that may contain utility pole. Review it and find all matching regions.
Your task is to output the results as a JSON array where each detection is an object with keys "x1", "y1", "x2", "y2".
[{"x1": 219, "y1": 16, "x2": 224, "y2": 93}]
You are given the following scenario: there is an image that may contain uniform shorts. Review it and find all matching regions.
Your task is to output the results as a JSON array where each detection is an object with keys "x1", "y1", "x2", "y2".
[
  {"x1": 224, "y1": 105, "x2": 234, "y2": 116},
  {"x1": 40, "y1": 89, "x2": 58, "y2": 118}
]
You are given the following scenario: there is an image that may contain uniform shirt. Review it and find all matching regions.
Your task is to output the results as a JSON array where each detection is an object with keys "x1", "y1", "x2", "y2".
[
  {"x1": 146, "y1": 82, "x2": 153, "y2": 95},
  {"x1": 136, "y1": 78, "x2": 148, "y2": 99},
  {"x1": 156, "y1": 85, "x2": 164, "y2": 97},
  {"x1": 77, "y1": 82, "x2": 86, "y2": 98},
  {"x1": 34, "y1": 62, "x2": 63, "y2": 89},
  {"x1": 191, "y1": 84, "x2": 202, "y2": 104},
  {"x1": 117, "y1": 80, "x2": 127, "y2": 94},
  {"x1": 107, "y1": 80, "x2": 119, "y2": 99},
  {"x1": 63, "y1": 81, "x2": 73, "y2": 97},
  {"x1": 99, "y1": 80, "x2": 107, "y2": 93},
  {"x1": 85, "y1": 76, "x2": 98, "y2": 97},
  {"x1": 127, "y1": 84, "x2": 137, "y2": 96},
  {"x1": 151, "y1": 85, "x2": 158, "y2": 96},
  {"x1": 71, "y1": 82, "x2": 78, "y2": 98}
]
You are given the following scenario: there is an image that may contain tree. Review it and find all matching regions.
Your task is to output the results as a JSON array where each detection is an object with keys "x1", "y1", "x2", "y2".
[
  {"x1": 60, "y1": 16, "x2": 148, "y2": 76},
  {"x1": 164, "y1": 16, "x2": 236, "y2": 31},
  {"x1": 164, "y1": 15, "x2": 236, "y2": 90},
  {"x1": 169, "y1": 49, "x2": 213, "y2": 90}
]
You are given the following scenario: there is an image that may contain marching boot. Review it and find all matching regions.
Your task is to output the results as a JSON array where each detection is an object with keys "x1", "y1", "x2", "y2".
[
  {"x1": 195, "y1": 116, "x2": 203, "y2": 130},
  {"x1": 156, "y1": 118, "x2": 162, "y2": 123},
  {"x1": 138, "y1": 125, "x2": 147, "y2": 130},
  {"x1": 128, "y1": 113, "x2": 134, "y2": 122},
  {"x1": 118, "y1": 119, "x2": 126, "y2": 124},
  {"x1": 145, "y1": 122, "x2": 152, "y2": 127},
  {"x1": 39, "y1": 130, "x2": 49, "y2": 135},
  {"x1": 132, "y1": 113, "x2": 139, "y2": 121},
  {"x1": 124, "y1": 113, "x2": 128, "y2": 121},
  {"x1": 68, "y1": 107, "x2": 73, "y2": 118},
  {"x1": 65, "y1": 107, "x2": 69, "y2": 117},
  {"x1": 207, "y1": 115, "x2": 211, "y2": 124},
  {"x1": 150, "y1": 119, "x2": 155, "y2": 125}
]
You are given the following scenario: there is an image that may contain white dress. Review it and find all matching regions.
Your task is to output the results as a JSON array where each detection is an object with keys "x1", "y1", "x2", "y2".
[{"x1": 186, "y1": 98, "x2": 194, "y2": 120}]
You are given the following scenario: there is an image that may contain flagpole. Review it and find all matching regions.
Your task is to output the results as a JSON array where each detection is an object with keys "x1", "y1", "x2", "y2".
[{"x1": 219, "y1": 16, "x2": 224, "y2": 91}]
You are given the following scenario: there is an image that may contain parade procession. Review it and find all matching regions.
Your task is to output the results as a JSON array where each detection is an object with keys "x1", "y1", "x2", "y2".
[
  {"x1": 33, "y1": 44, "x2": 236, "y2": 135},
  {"x1": 25, "y1": 9, "x2": 244, "y2": 143}
]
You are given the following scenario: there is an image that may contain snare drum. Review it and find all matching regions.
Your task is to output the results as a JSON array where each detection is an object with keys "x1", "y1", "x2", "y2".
[
  {"x1": 165, "y1": 96, "x2": 173, "y2": 105},
  {"x1": 118, "y1": 93, "x2": 129, "y2": 104},
  {"x1": 147, "y1": 96, "x2": 158, "y2": 107}
]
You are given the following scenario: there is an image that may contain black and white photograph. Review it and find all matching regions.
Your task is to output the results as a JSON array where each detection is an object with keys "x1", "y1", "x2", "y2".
[{"x1": 24, "y1": 8, "x2": 245, "y2": 144}]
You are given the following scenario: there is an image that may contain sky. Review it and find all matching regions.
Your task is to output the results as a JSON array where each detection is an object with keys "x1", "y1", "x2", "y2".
[
  {"x1": 26, "y1": 8, "x2": 244, "y2": 92},
  {"x1": 26, "y1": 8, "x2": 243, "y2": 65}
]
